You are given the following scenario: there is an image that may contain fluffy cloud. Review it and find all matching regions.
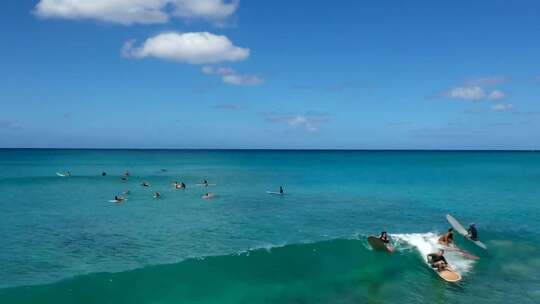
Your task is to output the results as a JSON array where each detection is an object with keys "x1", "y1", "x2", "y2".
[
  {"x1": 265, "y1": 112, "x2": 330, "y2": 132},
  {"x1": 491, "y1": 103, "x2": 515, "y2": 112},
  {"x1": 445, "y1": 86, "x2": 506, "y2": 101},
  {"x1": 122, "y1": 32, "x2": 249, "y2": 64},
  {"x1": 34, "y1": 0, "x2": 239, "y2": 25},
  {"x1": 446, "y1": 86, "x2": 486, "y2": 100},
  {"x1": 202, "y1": 66, "x2": 263, "y2": 86}
]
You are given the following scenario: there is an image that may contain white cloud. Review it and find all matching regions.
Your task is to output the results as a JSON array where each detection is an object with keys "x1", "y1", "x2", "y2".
[
  {"x1": 265, "y1": 112, "x2": 330, "y2": 132},
  {"x1": 491, "y1": 103, "x2": 515, "y2": 112},
  {"x1": 488, "y1": 90, "x2": 506, "y2": 100},
  {"x1": 122, "y1": 32, "x2": 249, "y2": 64},
  {"x1": 202, "y1": 65, "x2": 263, "y2": 86},
  {"x1": 446, "y1": 86, "x2": 486, "y2": 100},
  {"x1": 34, "y1": 0, "x2": 238, "y2": 25}
]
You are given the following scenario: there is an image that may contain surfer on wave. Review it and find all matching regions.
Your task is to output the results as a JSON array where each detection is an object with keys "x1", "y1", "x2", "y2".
[
  {"x1": 438, "y1": 228, "x2": 454, "y2": 246},
  {"x1": 427, "y1": 249, "x2": 448, "y2": 272}
]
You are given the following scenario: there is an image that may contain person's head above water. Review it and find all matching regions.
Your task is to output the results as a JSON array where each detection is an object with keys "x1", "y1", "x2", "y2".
[
  {"x1": 448, "y1": 228, "x2": 453, "y2": 233},
  {"x1": 380, "y1": 231, "x2": 388, "y2": 238}
]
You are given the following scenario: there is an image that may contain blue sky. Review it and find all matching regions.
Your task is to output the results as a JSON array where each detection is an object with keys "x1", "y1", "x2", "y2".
[{"x1": 1, "y1": 0, "x2": 539, "y2": 149}]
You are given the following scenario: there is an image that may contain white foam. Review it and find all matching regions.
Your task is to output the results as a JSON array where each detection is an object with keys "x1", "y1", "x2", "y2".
[{"x1": 392, "y1": 232, "x2": 475, "y2": 275}]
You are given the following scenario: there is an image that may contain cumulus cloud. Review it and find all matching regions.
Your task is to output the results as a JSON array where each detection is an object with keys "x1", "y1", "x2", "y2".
[
  {"x1": 122, "y1": 32, "x2": 249, "y2": 64},
  {"x1": 491, "y1": 103, "x2": 515, "y2": 112},
  {"x1": 264, "y1": 112, "x2": 330, "y2": 132},
  {"x1": 446, "y1": 86, "x2": 486, "y2": 100},
  {"x1": 202, "y1": 65, "x2": 263, "y2": 86},
  {"x1": 444, "y1": 86, "x2": 507, "y2": 101},
  {"x1": 34, "y1": 0, "x2": 239, "y2": 25}
]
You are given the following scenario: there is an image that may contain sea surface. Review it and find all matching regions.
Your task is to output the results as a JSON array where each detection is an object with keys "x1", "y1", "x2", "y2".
[{"x1": 0, "y1": 149, "x2": 539, "y2": 303}]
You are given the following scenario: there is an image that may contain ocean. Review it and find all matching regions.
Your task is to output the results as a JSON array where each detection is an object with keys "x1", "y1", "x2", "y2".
[{"x1": 0, "y1": 149, "x2": 539, "y2": 303}]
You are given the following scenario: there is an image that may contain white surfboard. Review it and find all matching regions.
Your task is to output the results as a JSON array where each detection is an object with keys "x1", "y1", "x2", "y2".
[
  {"x1": 56, "y1": 172, "x2": 67, "y2": 177},
  {"x1": 109, "y1": 199, "x2": 127, "y2": 203},
  {"x1": 446, "y1": 214, "x2": 487, "y2": 250},
  {"x1": 266, "y1": 191, "x2": 285, "y2": 195}
]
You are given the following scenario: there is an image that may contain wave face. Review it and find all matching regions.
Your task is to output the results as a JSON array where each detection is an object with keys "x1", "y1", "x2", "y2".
[{"x1": 1, "y1": 234, "x2": 539, "y2": 304}]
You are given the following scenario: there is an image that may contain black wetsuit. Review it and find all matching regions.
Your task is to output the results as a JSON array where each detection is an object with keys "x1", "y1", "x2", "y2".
[
  {"x1": 468, "y1": 226, "x2": 478, "y2": 240},
  {"x1": 427, "y1": 254, "x2": 447, "y2": 267},
  {"x1": 379, "y1": 237, "x2": 389, "y2": 244}
]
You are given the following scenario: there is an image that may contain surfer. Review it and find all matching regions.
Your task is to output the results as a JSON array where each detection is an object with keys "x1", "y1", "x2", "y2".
[
  {"x1": 379, "y1": 231, "x2": 390, "y2": 243},
  {"x1": 180, "y1": 182, "x2": 186, "y2": 189},
  {"x1": 141, "y1": 181, "x2": 150, "y2": 187},
  {"x1": 427, "y1": 249, "x2": 448, "y2": 272},
  {"x1": 438, "y1": 228, "x2": 454, "y2": 246},
  {"x1": 101, "y1": 172, "x2": 107, "y2": 176},
  {"x1": 123, "y1": 170, "x2": 130, "y2": 177},
  {"x1": 154, "y1": 192, "x2": 161, "y2": 198},
  {"x1": 468, "y1": 224, "x2": 478, "y2": 240},
  {"x1": 279, "y1": 186, "x2": 284, "y2": 194},
  {"x1": 203, "y1": 180, "x2": 209, "y2": 187},
  {"x1": 202, "y1": 193, "x2": 213, "y2": 199},
  {"x1": 114, "y1": 195, "x2": 125, "y2": 203}
]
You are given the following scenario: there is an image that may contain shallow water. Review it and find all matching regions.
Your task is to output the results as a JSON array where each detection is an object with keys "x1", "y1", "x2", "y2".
[{"x1": 0, "y1": 149, "x2": 539, "y2": 303}]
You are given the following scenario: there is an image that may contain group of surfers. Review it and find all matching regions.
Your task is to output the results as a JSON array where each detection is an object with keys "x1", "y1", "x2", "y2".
[{"x1": 377, "y1": 223, "x2": 479, "y2": 272}]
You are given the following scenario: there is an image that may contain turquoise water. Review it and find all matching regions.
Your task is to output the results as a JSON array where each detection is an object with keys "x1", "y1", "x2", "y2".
[{"x1": 0, "y1": 149, "x2": 539, "y2": 303}]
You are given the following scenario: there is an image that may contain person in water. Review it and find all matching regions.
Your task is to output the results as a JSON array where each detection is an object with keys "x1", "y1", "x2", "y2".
[
  {"x1": 427, "y1": 249, "x2": 448, "y2": 271},
  {"x1": 154, "y1": 192, "x2": 161, "y2": 198},
  {"x1": 279, "y1": 186, "x2": 284, "y2": 194},
  {"x1": 468, "y1": 223, "x2": 478, "y2": 240},
  {"x1": 114, "y1": 195, "x2": 124, "y2": 202},
  {"x1": 439, "y1": 228, "x2": 454, "y2": 246},
  {"x1": 102, "y1": 172, "x2": 107, "y2": 176},
  {"x1": 203, "y1": 180, "x2": 209, "y2": 187},
  {"x1": 141, "y1": 181, "x2": 150, "y2": 187},
  {"x1": 379, "y1": 231, "x2": 390, "y2": 244}
]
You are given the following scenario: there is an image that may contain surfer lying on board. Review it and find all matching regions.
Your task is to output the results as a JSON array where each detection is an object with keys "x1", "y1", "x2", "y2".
[
  {"x1": 468, "y1": 224, "x2": 478, "y2": 240},
  {"x1": 141, "y1": 181, "x2": 150, "y2": 187},
  {"x1": 427, "y1": 250, "x2": 448, "y2": 271},
  {"x1": 438, "y1": 228, "x2": 454, "y2": 246},
  {"x1": 114, "y1": 195, "x2": 125, "y2": 203},
  {"x1": 279, "y1": 186, "x2": 284, "y2": 194}
]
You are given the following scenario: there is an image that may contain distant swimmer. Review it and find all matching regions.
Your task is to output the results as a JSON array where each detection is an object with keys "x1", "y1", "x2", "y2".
[
  {"x1": 181, "y1": 182, "x2": 186, "y2": 189},
  {"x1": 468, "y1": 224, "x2": 478, "y2": 241},
  {"x1": 141, "y1": 181, "x2": 150, "y2": 187},
  {"x1": 154, "y1": 192, "x2": 161, "y2": 199},
  {"x1": 279, "y1": 186, "x2": 284, "y2": 194},
  {"x1": 203, "y1": 180, "x2": 209, "y2": 187},
  {"x1": 114, "y1": 195, "x2": 125, "y2": 203},
  {"x1": 438, "y1": 228, "x2": 454, "y2": 246},
  {"x1": 427, "y1": 249, "x2": 448, "y2": 272},
  {"x1": 175, "y1": 182, "x2": 186, "y2": 189},
  {"x1": 101, "y1": 172, "x2": 107, "y2": 176},
  {"x1": 202, "y1": 193, "x2": 214, "y2": 199},
  {"x1": 123, "y1": 170, "x2": 130, "y2": 177}
]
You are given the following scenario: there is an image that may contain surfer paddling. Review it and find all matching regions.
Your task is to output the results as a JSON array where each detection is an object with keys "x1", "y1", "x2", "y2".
[{"x1": 379, "y1": 231, "x2": 394, "y2": 252}]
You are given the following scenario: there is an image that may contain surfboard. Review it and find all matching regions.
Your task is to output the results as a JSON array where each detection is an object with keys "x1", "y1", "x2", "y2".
[
  {"x1": 108, "y1": 199, "x2": 127, "y2": 203},
  {"x1": 367, "y1": 236, "x2": 393, "y2": 252},
  {"x1": 446, "y1": 214, "x2": 487, "y2": 250},
  {"x1": 266, "y1": 191, "x2": 284, "y2": 195},
  {"x1": 56, "y1": 172, "x2": 67, "y2": 177},
  {"x1": 434, "y1": 268, "x2": 462, "y2": 282}
]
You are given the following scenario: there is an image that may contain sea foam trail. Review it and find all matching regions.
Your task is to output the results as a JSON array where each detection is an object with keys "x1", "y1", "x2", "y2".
[{"x1": 392, "y1": 232, "x2": 475, "y2": 275}]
